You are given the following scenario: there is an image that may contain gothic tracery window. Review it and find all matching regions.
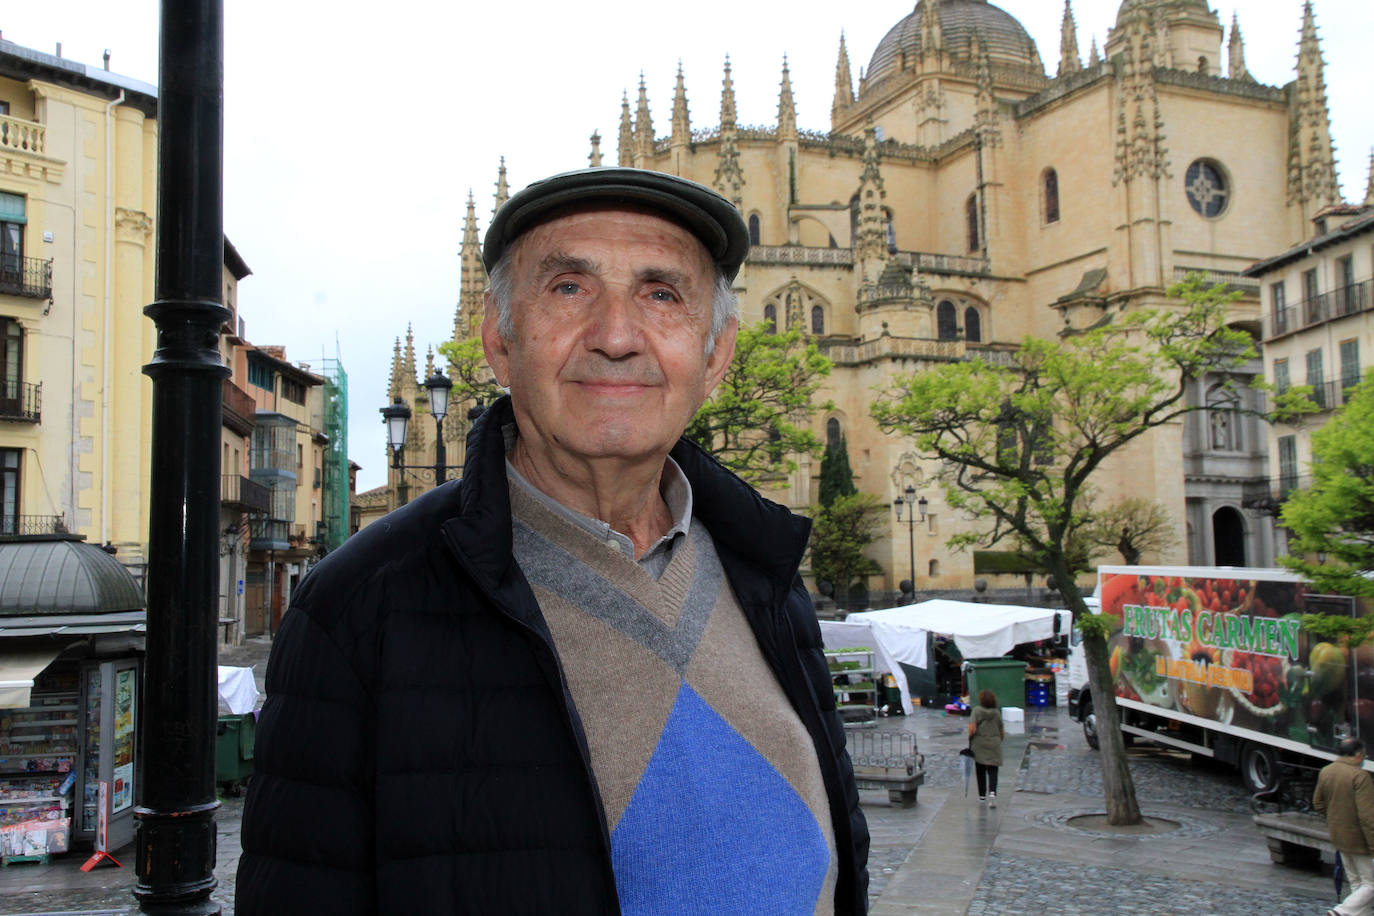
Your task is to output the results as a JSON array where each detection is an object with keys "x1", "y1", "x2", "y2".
[
  {"x1": 763, "y1": 303, "x2": 777, "y2": 333},
  {"x1": 811, "y1": 305, "x2": 825, "y2": 335},
  {"x1": 964, "y1": 306, "x2": 982, "y2": 342},
  {"x1": 966, "y1": 193, "x2": 980, "y2": 251},
  {"x1": 1043, "y1": 168, "x2": 1060, "y2": 224},
  {"x1": 1185, "y1": 159, "x2": 1229, "y2": 219},
  {"x1": 748, "y1": 213, "x2": 762, "y2": 246},
  {"x1": 937, "y1": 300, "x2": 958, "y2": 340}
]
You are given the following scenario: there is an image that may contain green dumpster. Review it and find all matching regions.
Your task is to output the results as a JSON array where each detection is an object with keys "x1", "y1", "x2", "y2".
[
  {"x1": 216, "y1": 713, "x2": 256, "y2": 794},
  {"x1": 965, "y1": 658, "x2": 1028, "y2": 708}
]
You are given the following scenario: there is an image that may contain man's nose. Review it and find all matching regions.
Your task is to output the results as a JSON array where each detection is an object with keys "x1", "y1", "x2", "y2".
[{"x1": 584, "y1": 286, "x2": 643, "y2": 358}]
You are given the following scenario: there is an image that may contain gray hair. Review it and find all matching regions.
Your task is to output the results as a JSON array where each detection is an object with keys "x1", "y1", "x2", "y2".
[
  {"x1": 487, "y1": 249, "x2": 738, "y2": 355},
  {"x1": 1339, "y1": 737, "x2": 1366, "y2": 758}
]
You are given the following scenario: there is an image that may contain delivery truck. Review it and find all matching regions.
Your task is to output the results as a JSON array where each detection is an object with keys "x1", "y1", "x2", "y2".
[{"x1": 1066, "y1": 565, "x2": 1370, "y2": 793}]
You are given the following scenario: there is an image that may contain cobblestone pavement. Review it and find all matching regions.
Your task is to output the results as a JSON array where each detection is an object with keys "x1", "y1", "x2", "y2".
[{"x1": 968, "y1": 852, "x2": 1326, "y2": 916}]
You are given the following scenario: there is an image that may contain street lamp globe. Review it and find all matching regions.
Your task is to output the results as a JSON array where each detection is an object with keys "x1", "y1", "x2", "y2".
[
  {"x1": 425, "y1": 371, "x2": 453, "y2": 422},
  {"x1": 380, "y1": 398, "x2": 411, "y2": 453}
]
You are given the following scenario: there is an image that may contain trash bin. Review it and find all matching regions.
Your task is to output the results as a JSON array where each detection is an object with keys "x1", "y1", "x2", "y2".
[
  {"x1": 216, "y1": 712, "x2": 256, "y2": 795},
  {"x1": 965, "y1": 658, "x2": 1028, "y2": 708}
]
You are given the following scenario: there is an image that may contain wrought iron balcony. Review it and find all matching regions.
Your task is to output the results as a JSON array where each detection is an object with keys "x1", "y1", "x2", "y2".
[
  {"x1": 0, "y1": 381, "x2": 40, "y2": 422},
  {"x1": 0, "y1": 514, "x2": 68, "y2": 536},
  {"x1": 1265, "y1": 279, "x2": 1373, "y2": 340},
  {"x1": 221, "y1": 474, "x2": 271, "y2": 514},
  {"x1": 0, "y1": 255, "x2": 53, "y2": 300},
  {"x1": 222, "y1": 380, "x2": 256, "y2": 435}
]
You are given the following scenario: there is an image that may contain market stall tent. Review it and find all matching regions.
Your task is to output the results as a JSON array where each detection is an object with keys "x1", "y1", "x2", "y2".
[{"x1": 823, "y1": 601, "x2": 1073, "y2": 714}]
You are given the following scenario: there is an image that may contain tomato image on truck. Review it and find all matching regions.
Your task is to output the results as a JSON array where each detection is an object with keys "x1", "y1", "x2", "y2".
[{"x1": 1067, "y1": 565, "x2": 1369, "y2": 795}]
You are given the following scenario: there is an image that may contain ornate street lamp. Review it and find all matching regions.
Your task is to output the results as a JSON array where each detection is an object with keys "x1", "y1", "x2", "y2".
[
  {"x1": 892, "y1": 485, "x2": 928, "y2": 596},
  {"x1": 380, "y1": 371, "x2": 467, "y2": 503}
]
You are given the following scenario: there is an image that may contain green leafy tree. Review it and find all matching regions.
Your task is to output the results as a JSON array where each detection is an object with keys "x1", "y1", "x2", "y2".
[
  {"x1": 436, "y1": 337, "x2": 508, "y2": 411},
  {"x1": 686, "y1": 322, "x2": 832, "y2": 484},
  {"x1": 871, "y1": 275, "x2": 1254, "y2": 825},
  {"x1": 810, "y1": 493, "x2": 885, "y2": 609},
  {"x1": 818, "y1": 436, "x2": 858, "y2": 507},
  {"x1": 1282, "y1": 369, "x2": 1374, "y2": 608}
]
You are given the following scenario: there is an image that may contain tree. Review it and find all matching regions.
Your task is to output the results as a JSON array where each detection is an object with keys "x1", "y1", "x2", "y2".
[
  {"x1": 1084, "y1": 497, "x2": 1178, "y2": 566},
  {"x1": 436, "y1": 337, "x2": 508, "y2": 411},
  {"x1": 871, "y1": 275, "x2": 1254, "y2": 825},
  {"x1": 810, "y1": 493, "x2": 885, "y2": 609},
  {"x1": 1281, "y1": 369, "x2": 1374, "y2": 604},
  {"x1": 818, "y1": 436, "x2": 858, "y2": 507},
  {"x1": 686, "y1": 322, "x2": 832, "y2": 484}
]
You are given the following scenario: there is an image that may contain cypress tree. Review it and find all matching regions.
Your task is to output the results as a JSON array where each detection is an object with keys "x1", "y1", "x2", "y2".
[{"x1": 818, "y1": 435, "x2": 857, "y2": 507}]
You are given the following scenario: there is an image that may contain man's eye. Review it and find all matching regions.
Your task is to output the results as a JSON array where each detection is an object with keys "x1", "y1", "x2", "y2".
[
  {"x1": 553, "y1": 281, "x2": 581, "y2": 295},
  {"x1": 647, "y1": 288, "x2": 678, "y2": 302}
]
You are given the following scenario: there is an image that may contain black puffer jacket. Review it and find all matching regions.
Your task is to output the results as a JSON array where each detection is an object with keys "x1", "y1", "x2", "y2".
[{"x1": 236, "y1": 397, "x2": 869, "y2": 914}]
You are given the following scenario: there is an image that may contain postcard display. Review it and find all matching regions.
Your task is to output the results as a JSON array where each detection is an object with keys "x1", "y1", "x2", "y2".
[
  {"x1": 78, "y1": 660, "x2": 139, "y2": 852},
  {"x1": 0, "y1": 663, "x2": 78, "y2": 862}
]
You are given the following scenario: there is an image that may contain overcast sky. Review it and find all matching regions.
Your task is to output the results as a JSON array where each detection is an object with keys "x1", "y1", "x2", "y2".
[{"x1": 5, "y1": 0, "x2": 1371, "y2": 491}]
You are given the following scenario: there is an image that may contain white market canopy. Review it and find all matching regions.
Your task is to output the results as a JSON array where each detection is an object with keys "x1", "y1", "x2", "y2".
[{"x1": 845, "y1": 600, "x2": 1073, "y2": 669}]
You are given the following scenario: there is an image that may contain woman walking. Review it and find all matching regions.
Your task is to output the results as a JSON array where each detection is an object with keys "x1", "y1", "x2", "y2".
[{"x1": 969, "y1": 689, "x2": 1005, "y2": 806}]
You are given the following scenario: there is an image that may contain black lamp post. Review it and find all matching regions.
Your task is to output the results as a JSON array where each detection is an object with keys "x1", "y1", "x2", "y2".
[
  {"x1": 892, "y1": 485, "x2": 928, "y2": 595},
  {"x1": 380, "y1": 372, "x2": 466, "y2": 500}
]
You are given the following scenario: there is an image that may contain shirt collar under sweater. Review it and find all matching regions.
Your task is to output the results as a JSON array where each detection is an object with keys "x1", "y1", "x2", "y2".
[{"x1": 502, "y1": 422, "x2": 693, "y2": 577}]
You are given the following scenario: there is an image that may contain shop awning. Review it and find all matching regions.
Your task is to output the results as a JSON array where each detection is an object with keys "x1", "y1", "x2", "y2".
[{"x1": 0, "y1": 645, "x2": 64, "y2": 708}]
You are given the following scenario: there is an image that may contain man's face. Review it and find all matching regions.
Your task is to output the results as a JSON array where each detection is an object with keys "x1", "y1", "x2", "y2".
[{"x1": 482, "y1": 206, "x2": 736, "y2": 469}]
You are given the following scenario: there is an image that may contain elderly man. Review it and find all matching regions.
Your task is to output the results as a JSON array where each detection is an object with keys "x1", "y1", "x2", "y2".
[
  {"x1": 236, "y1": 168, "x2": 870, "y2": 915},
  {"x1": 1316, "y1": 737, "x2": 1374, "y2": 916}
]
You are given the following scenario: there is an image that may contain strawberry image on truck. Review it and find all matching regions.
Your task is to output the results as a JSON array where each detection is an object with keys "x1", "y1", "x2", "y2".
[{"x1": 1067, "y1": 565, "x2": 1370, "y2": 796}]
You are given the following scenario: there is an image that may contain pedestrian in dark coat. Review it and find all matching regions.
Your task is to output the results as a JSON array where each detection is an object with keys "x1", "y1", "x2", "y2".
[
  {"x1": 1315, "y1": 736, "x2": 1374, "y2": 915},
  {"x1": 235, "y1": 168, "x2": 869, "y2": 915},
  {"x1": 969, "y1": 689, "x2": 1004, "y2": 806}
]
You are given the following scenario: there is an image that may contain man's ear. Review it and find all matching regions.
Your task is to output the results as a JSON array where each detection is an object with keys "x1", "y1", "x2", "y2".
[
  {"x1": 702, "y1": 317, "x2": 738, "y2": 397},
  {"x1": 481, "y1": 290, "x2": 512, "y2": 388}
]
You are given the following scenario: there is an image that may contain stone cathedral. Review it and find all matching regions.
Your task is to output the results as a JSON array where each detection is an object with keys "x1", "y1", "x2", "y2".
[{"x1": 383, "y1": 0, "x2": 1357, "y2": 596}]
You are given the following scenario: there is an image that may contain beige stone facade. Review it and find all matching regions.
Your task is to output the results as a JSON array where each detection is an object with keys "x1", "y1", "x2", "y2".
[
  {"x1": 387, "y1": 0, "x2": 1357, "y2": 596},
  {"x1": 1244, "y1": 196, "x2": 1374, "y2": 551}
]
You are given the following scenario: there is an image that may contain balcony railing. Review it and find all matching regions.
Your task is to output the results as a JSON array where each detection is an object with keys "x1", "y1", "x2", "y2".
[
  {"x1": 745, "y1": 245, "x2": 991, "y2": 277},
  {"x1": 1266, "y1": 279, "x2": 1373, "y2": 339},
  {"x1": 222, "y1": 380, "x2": 256, "y2": 434},
  {"x1": 0, "y1": 114, "x2": 45, "y2": 154},
  {"x1": 1291, "y1": 378, "x2": 1361, "y2": 412},
  {"x1": 0, "y1": 381, "x2": 40, "y2": 422},
  {"x1": 0, "y1": 514, "x2": 68, "y2": 536},
  {"x1": 0, "y1": 255, "x2": 53, "y2": 300},
  {"x1": 221, "y1": 475, "x2": 271, "y2": 514},
  {"x1": 248, "y1": 518, "x2": 291, "y2": 549}
]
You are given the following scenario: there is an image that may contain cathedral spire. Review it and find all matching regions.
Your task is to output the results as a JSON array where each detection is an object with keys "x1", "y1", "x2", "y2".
[
  {"x1": 720, "y1": 55, "x2": 737, "y2": 131},
  {"x1": 402, "y1": 324, "x2": 417, "y2": 387},
  {"x1": 457, "y1": 190, "x2": 486, "y2": 339},
  {"x1": 921, "y1": 0, "x2": 944, "y2": 59},
  {"x1": 634, "y1": 73, "x2": 655, "y2": 161},
  {"x1": 777, "y1": 55, "x2": 797, "y2": 140},
  {"x1": 854, "y1": 126, "x2": 889, "y2": 269},
  {"x1": 424, "y1": 346, "x2": 435, "y2": 383},
  {"x1": 1058, "y1": 0, "x2": 1081, "y2": 77},
  {"x1": 1289, "y1": 0, "x2": 1341, "y2": 209},
  {"x1": 973, "y1": 32, "x2": 1002, "y2": 147},
  {"x1": 1365, "y1": 150, "x2": 1374, "y2": 207},
  {"x1": 388, "y1": 336, "x2": 403, "y2": 399},
  {"x1": 671, "y1": 62, "x2": 691, "y2": 147},
  {"x1": 715, "y1": 56, "x2": 745, "y2": 207},
  {"x1": 1228, "y1": 13, "x2": 1252, "y2": 82},
  {"x1": 1089, "y1": 36, "x2": 1100, "y2": 67},
  {"x1": 618, "y1": 91, "x2": 634, "y2": 167},
  {"x1": 832, "y1": 32, "x2": 854, "y2": 129},
  {"x1": 491, "y1": 158, "x2": 509, "y2": 224},
  {"x1": 588, "y1": 131, "x2": 602, "y2": 167}
]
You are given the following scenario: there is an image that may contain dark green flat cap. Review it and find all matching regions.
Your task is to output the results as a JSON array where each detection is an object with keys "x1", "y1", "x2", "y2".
[{"x1": 482, "y1": 167, "x2": 750, "y2": 282}]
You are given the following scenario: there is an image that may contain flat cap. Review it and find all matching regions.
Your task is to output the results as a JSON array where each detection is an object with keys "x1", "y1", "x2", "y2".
[{"x1": 482, "y1": 167, "x2": 750, "y2": 281}]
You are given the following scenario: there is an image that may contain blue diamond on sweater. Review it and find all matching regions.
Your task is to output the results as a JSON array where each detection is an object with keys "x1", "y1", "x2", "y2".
[{"x1": 610, "y1": 683, "x2": 829, "y2": 914}]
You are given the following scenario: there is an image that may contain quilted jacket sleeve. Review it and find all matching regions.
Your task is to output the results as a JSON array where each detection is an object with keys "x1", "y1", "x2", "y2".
[
  {"x1": 235, "y1": 604, "x2": 377, "y2": 914},
  {"x1": 787, "y1": 576, "x2": 871, "y2": 914}
]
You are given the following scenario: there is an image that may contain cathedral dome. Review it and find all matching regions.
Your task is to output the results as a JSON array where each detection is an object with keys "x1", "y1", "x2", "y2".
[
  {"x1": 1114, "y1": 0, "x2": 1212, "y2": 29},
  {"x1": 865, "y1": 0, "x2": 1042, "y2": 85}
]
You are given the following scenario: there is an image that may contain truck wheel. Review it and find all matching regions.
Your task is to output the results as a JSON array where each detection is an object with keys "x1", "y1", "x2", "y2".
[
  {"x1": 1082, "y1": 700, "x2": 1100, "y2": 750},
  {"x1": 1240, "y1": 742, "x2": 1280, "y2": 794}
]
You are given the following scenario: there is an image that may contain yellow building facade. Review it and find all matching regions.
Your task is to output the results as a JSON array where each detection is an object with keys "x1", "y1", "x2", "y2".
[
  {"x1": 389, "y1": 0, "x2": 1357, "y2": 597},
  {"x1": 1, "y1": 41, "x2": 158, "y2": 574}
]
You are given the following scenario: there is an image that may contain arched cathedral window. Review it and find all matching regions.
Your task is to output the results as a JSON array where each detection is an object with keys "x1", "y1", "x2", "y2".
[
  {"x1": 966, "y1": 193, "x2": 980, "y2": 251},
  {"x1": 964, "y1": 306, "x2": 982, "y2": 343},
  {"x1": 826, "y1": 417, "x2": 842, "y2": 451},
  {"x1": 763, "y1": 303, "x2": 777, "y2": 333},
  {"x1": 748, "y1": 213, "x2": 762, "y2": 246},
  {"x1": 812, "y1": 305, "x2": 825, "y2": 335},
  {"x1": 1043, "y1": 168, "x2": 1060, "y2": 224},
  {"x1": 937, "y1": 301, "x2": 958, "y2": 341}
]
